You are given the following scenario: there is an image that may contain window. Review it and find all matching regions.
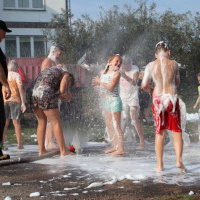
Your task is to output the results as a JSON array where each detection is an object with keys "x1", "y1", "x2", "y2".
[
  {"x1": 18, "y1": 0, "x2": 29, "y2": 8},
  {"x1": 5, "y1": 37, "x2": 17, "y2": 57},
  {"x1": 5, "y1": 36, "x2": 46, "y2": 58},
  {"x1": 34, "y1": 36, "x2": 45, "y2": 57},
  {"x1": 3, "y1": 0, "x2": 15, "y2": 7},
  {"x1": 20, "y1": 37, "x2": 31, "y2": 57},
  {"x1": 32, "y1": 0, "x2": 43, "y2": 8},
  {"x1": 3, "y1": 0, "x2": 44, "y2": 10}
]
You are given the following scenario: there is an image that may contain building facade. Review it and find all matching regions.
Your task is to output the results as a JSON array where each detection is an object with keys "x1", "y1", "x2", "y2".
[{"x1": 0, "y1": 0, "x2": 66, "y2": 58}]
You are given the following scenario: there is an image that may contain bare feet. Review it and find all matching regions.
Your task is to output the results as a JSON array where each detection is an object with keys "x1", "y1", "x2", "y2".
[
  {"x1": 105, "y1": 147, "x2": 117, "y2": 154},
  {"x1": 60, "y1": 150, "x2": 74, "y2": 156},
  {"x1": 110, "y1": 150, "x2": 125, "y2": 155},
  {"x1": 46, "y1": 142, "x2": 58, "y2": 150},
  {"x1": 136, "y1": 143, "x2": 146, "y2": 150},
  {"x1": 156, "y1": 163, "x2": 164, "y2": 172},
  {"x1": 177, "y1": 162, "x2": 187, "y2": 173},
  {"x1": 39, "y1": 150, "x2": 48, "y2": 156}
]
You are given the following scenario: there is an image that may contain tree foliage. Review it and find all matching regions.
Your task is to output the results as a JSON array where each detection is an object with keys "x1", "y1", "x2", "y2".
[{"x1": 44, "y1": 0, "x2": 200, "y2": 101}]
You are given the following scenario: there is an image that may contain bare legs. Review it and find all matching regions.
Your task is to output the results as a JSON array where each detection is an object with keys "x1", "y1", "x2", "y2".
[
  {"x1": 45, "y1": 123, "x2": 58, "y2": 150},
  {"x1": 2, "y1": 119, "x2": 9, "y2": 145},
  {"x1": 33, "y1": 108, "x2": 72, "y2": 156},
  {"x1": 172, "y1": 131, "x2": 187, "y2": 172},
  {"x1": 13, "y1": 119, "x2": 22, "y2": 147},
  {"x1": 155, "y1": 130, "x2": 186, "y2": 172},
  {"x1": 104, "y1": 109, "x2": 125, "y2": 155},
  {"x1": 33, "y1": 108, "x2": 48, "y2": 155},
  {"x1": 130, "y1": 107, "x2": 145, "y2": 149},
  {"x1": 104, "y1": 109, "x2": 118, "y2": 154},
  {"x1": 3, "y1": 119, "x2": 22, "y2": 147},
  {"x1": 155, "y1": 130, "x2": 166, "y2": 172}
]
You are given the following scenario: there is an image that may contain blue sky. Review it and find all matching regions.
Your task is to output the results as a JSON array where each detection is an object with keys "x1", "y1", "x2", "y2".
[{"x1": 70, "y1": 0, "x2": 200, "y2": 20}]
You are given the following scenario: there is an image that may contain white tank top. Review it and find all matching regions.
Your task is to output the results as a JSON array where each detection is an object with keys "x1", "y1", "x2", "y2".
[
  {"x1": 120, "y1": 65, "x2": 139, "y2": 100},
  {"x1": 100, "y1": 72, "x2": 120, "y2": 98}
]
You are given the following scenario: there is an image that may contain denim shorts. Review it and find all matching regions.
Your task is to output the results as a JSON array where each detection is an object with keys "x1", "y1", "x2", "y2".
[{"x1": 103, "y1": 96, "x2": 122, "y2": 113}]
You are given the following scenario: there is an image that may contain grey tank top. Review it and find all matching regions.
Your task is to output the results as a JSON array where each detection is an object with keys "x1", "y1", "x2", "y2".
[{"x1": 100, "y1": 72, "x2": 120, "y2": 97}]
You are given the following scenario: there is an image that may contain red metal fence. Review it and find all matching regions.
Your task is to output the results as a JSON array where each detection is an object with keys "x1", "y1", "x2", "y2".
[{"x1": 7, "y1": 58, "x2": 86, "y2": 88}]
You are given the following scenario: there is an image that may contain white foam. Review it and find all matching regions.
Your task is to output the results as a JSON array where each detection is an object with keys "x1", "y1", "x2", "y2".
[
  {"x1": 64, "y1": 187, "x2": 79, "y2": 191},
  {"x1": 2, "y1": 182, "x2": 11, "y2": 186},
  {"x1": 70, "y1": 193, "x2": 79, "y2": 196},
  {"x1": 189, "y1": 191, "x2": 194, "y2": 195},
  {"x1": 4, "y1": 197, "x2": 12, "y2": 200},
  {"x1": 104, "y1": 177, "x2": 118, "y2": 185},
  {"x1": 86, "y1": 182, "x2": 104, "y2": 188},
  {"x1": 29, "y1": 192, "x2": 40, "y2": 197},
  {"x1": 186, "y1": 113, "x2": 198, "y2": 122},
  {"x1": 34, "y1": 142, "x2": 200, "y2": 186}
]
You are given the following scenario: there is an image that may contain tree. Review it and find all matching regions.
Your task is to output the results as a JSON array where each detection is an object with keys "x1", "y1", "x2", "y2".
[{"x1": 44, "y1": 0, "x2": 200, "y2": 101}]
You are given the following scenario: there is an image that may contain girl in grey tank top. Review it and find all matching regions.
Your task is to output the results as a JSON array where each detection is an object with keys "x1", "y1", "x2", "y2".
[{"x1": 92, "y1": 55, "x2": 125, "y2": 156}]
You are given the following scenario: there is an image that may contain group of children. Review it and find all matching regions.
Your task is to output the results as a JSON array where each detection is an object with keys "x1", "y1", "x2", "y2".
[
  {"x1": 92, "y1": 41, "x2": 191, "y2": 172},
  {"x1": 4, "y1": 41, "x2": 200, "y2": 173}
]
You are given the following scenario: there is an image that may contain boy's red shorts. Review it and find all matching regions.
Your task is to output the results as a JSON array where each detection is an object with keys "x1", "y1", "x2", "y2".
[{"x1": 152, "y1": 95, "x2": 182, "y2": 134}]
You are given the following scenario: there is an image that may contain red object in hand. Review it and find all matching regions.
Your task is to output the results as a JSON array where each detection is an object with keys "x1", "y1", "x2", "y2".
[{"x1": 68, "y1": 144, "x2": 75, "y2": 153}]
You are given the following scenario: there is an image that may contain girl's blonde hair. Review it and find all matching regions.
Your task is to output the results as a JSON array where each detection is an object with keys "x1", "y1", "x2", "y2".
[{"x1": 103, "y1": 54, "x2": 122, "y2": 74}]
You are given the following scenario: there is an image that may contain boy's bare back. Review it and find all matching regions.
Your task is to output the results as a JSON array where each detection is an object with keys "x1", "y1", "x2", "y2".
[{"x1": 146, "y1": 57, "x2": 179, "y2": 96}]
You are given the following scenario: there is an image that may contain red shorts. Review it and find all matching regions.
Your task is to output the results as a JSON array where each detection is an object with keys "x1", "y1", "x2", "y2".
[{"x1": 152, "y1": 95, "x2": 182, "y2": 134}]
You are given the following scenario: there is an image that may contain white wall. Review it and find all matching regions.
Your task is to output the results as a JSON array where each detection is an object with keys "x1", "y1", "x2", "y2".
[
  {"x1": 0, "y1": 0, "x2": 65, "y2": 22},
  {"x1": 0, "y1": 0, "x2": 65, "y2": 56}
]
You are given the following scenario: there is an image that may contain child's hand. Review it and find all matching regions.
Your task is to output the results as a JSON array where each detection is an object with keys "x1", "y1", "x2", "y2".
[
  {"x1": 92, "y1": 76, "x2": 100, "y2": 86},
  {"x1": 21, "y1": 103, "x2": 26, "y2": 113},
  {"x1": 193, "y1": 105, "x2": 197, "y2": 109}
]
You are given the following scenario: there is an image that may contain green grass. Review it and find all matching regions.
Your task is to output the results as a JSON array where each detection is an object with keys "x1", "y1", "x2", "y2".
[{"x1": 4, "y1": 127, "x2": 37, "y2": 145}]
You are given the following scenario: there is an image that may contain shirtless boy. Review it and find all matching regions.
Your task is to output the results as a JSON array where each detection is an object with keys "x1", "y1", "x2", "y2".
[{"x1": 142, "y1": 41, "x2": 186, "y2": 172}]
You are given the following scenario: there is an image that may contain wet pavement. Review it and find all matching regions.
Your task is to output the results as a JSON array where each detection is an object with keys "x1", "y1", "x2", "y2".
[{"x1": 1, "y1": 142, "x2": 200, "y2": 199}]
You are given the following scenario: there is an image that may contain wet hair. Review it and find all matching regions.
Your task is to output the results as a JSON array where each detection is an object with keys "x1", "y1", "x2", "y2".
[
  {"x1": 103, "y1": 54, "x2": 122, "y2": 74},
  {"x1": 69, "y1": 73, "x2": 75, "y2": 87},
  {"x1": 155, "y1": 41, "x2": 170, "y2": 54},
  {"x1": 122, "y1": 55, "x2": 132, "y2": 66},
  {"x1": 49, "y1": 45, "x2": 63, "y2": 55},
  {"x1": 48, "y1": 44, "x2": 63, "y2": 64},
  {"x1": 8, "y1": 60, "x2": 18, "y2": 71}
]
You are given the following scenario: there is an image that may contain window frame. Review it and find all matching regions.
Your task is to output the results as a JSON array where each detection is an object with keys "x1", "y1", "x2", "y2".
[
  {"x1": 5, "y1": 35, "x2": 47, "y2": 58},
  {"x1": 3, "y1": 0, "x2": 45, "y2": 11}
]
